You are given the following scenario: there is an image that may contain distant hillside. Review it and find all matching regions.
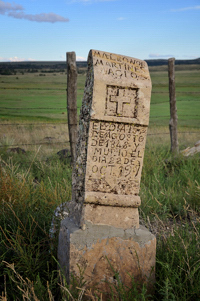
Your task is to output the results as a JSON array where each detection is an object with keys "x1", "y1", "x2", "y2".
[
  {"x1": 0, "y1": 58, "x2": 200, "y2": 75},
  {"x1": 0, "y1": 61, "x2": 87, "y2": 75},
  {"x1": 0, "y1": 61, "x2": 87, "y2": 70},
  {"x1": 145, "y1": 58, "x2": 200, "y2": 66}
]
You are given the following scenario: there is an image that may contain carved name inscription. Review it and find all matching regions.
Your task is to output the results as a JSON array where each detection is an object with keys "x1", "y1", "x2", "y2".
[
  {"x1": 85, "y1": 120, "x2": 147, "y2": 196},
  {"x1": 93, "y1": 50, "x2": 150, "y2": 81}
]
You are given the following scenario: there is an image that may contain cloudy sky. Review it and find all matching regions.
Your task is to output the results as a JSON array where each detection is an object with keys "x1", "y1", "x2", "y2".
[{"x1": 0, "y1": 0, "x2": 199, "y2": 62}]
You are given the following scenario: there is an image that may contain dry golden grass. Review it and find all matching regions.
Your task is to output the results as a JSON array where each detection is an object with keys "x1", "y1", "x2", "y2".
[
  {"x1": 147, "y1": 126, "x2": 200, "y2": 150},
  {"x1": 0, "y1": 122, "x2": 70, "y2": 158},
  {"x1": 1, "y1": 121, "x2": 199, "y2": 160}
]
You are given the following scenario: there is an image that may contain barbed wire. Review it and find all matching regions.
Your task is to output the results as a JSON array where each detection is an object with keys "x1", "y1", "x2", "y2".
[
  {"x1": 0, "y1": 123, "x2": 68, "y2": 126},
  {"x1": 0, "y1": 87, "x2": 65, "y2": 90},
  {"x1": 1, "y1": 88, "x2": 200, "y2": 93},
  {"x1": 0, "y1": 141, "x2": 69, "y2": 148},
  {"x1": 148, "y1": 132, "x2": 199, "y2": 136},
  {"x1": 152, "y1": 91, "x2": 200, "y2": 94},
  {"x1": 151, "y1": 100, "x2": 200, "y2": 105},
  {"x1": 0, "y1": 118, "x2": 199, "y2": 127},
  {"x1": 0, "y1": 107, "x2": 67, "y2": 110},
  {"x1": 1, "y1": 131, "x2": 199, "y2": 149},
  {"x1": 150, "y1": 115, "x2": 200, "y2": 118},
  {"x1": 1, "y1": 98, "x2": 200, "y2": 109}
]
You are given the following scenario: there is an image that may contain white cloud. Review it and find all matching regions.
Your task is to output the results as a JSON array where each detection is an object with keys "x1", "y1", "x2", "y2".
[
  {"x1": 9, "y1": 56, "x2": 25, "y2": 62},
  {"x1": 59, "y1": 55, "x2": 86, "y2": 61},
  {"x1": 8, "y1": 11, "x2": 69, "y2": 23},
  {"x1": 70, "y1": 0, "x2": 116, "y2": 3},
  {"x1": 0, "y1": 0, "x2": 69, "y2": 23},
  {"x1": 76, "y1": 56, "x2": 86, "y2": 61},
  {"x1": 0, "y1": 56, "x2": 35, "y2": 62},
  {"x1": 117, "y1": 17, "x2": 126, "y2": 21},
  {"x1": 0, "y1": 56, "x2": 8, "y2": 61},
  {"x1": 149, "y1": 53, "x2": 174, "y2": 59},
  {"x1": 182, "y1": 55, "x2": 199, "y2": 59},
  {"x1": 149, "y1": 54, "x2": 199, "y2": 60},
  {"x1": 0, "y1": 0, "x2": 22, "y2": 14},
  {"x1": 171, "y1": 5, "x2": 200, "y2": 12}
]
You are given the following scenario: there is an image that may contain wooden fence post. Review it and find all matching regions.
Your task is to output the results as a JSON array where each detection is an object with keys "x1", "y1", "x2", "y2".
[
  {"x1": 67, "y1": 52, "x2": 77, "y2": 164},
  {"x1": 168, "y1": 58, "x2": 179, "y2": 153}
]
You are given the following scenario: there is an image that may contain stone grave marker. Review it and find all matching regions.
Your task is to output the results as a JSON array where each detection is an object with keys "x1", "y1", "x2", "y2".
[{"x1": 58, "y1": 50, "x2": 156, "y2": 295}]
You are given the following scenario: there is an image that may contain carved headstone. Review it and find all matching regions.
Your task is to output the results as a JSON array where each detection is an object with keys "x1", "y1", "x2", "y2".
[
  {"x1": 58, "y1": 50, "x2": 155, "y2": 295},
  {"x1": 71, "y1": 50, "x2": 151, "y2": 229}
]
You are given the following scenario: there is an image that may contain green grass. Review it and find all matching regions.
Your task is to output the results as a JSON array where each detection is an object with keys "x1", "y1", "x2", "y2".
[
  {"x1": 149, "y1": 66, "x2": 200, "y2": 128},
  {"x1": 0, "y1": 72, "x2": 85, "y2": 121},
  {"x1": 0, "y1": 65, "x2": 200, "y2": 128},
  {"x1": 0, "y1": 65, "x2": 200, "y2": 300},
  {"x1": 140, "y1": 144, "x2": 200, "y2": 218},
  {"x1": 0, "y1": 141, "x2": 200, "y2": 300},
  {"x1": 0, "y1": 152, "x2": 72, "y2": 300}
]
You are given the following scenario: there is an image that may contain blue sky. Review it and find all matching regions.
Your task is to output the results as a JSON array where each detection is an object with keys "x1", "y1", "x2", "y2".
[{"x1": 0, "y1": 0, "x2": 200, "y2": 62}]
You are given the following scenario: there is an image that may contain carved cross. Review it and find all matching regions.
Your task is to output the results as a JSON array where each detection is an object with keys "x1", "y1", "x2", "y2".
[{"x1": 110, "y1": 89, "x2": 131, "y2": 116}]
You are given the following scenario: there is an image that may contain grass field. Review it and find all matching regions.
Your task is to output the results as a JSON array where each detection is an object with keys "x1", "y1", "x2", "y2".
[
  {"x1": 0, "y1": 65, "x2": 200, "y2": 127},
  {"x1": 0, "y1": 64, "x2": 199, "y2": 155},
  {"x1": 0, "y1": 131, "x2": 199, "y2": 300},
  {"x1": 0, "y1": 72, "x2": 85, "y2": 122},
  {"x1": 149, "y1": 65, "x2": 200, "y2": 129},
  {"x1": 0, "y1": 64, "x2": 200, "y2": 300}
]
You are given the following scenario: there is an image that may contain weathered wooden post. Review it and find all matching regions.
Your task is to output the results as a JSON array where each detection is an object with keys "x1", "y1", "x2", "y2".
[
  {"x1": 168, "y1": 58, "x2": 179, "y2": 153},
  {"x1": 67, "y1": 52, "x2": 77, "y2": 164}
]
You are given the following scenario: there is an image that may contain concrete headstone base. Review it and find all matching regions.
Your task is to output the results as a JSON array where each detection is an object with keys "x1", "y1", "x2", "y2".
[
  {"x1": 82, "y1": 203, "x2": 139, "y2": 229},
  {"x1": 58, "y1": 216, "x2": 156, "y2": 297}
]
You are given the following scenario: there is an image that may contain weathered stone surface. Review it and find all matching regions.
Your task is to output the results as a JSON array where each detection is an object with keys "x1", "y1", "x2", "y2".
[
  {"x1": 56, "y1": 148, "x2": 71, "y2": 160},
  {"x1": 58, "y1": 50, "x2": 155, "y2": 294},
  {"x1": 83, "y1": 204, "x2": 139, "y2": 228},
  {"x1": 7, "y1": 147, "x2": 26, "y2": 154},
  {"x1": 71, "y1": 50, "x2": 152, "y2": 228},
  {"x1": 58, "y1": 218, "x2": 156, "y2": 296},
  {"x1": 181, "y1": 140, "x2": 200, "y2": 156}
]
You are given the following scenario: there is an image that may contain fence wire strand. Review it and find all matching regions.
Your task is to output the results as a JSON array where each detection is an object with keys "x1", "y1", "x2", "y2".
[
  {"x1": 0, "y1": 141, "x2": 69, "y2": 148},
  {"x1": 1, "y1": 132, "x2": 199, "y2": 149},
  {"x1": 0, "y1": 123, "x2": 68, "y2": 126}
]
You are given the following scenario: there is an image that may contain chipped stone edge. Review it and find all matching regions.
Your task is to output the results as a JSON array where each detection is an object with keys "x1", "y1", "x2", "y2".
[
  {"x1": 85, "y1": 191, "x2": 141, "y2": 207},
  {"x1": 60, "y1": 216, "x2": 155, "y2": 251}
]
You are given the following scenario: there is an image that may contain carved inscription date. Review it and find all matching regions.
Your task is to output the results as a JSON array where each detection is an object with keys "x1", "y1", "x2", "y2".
[{"x1": 86, "y1": 121, "x2": 147, "y2": 195}]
